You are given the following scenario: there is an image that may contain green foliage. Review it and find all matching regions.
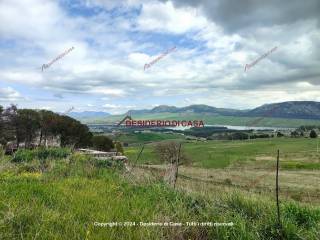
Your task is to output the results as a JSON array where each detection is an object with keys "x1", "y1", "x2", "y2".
[
  {"x1": 36, "y1": 147, "x2": 71, "y2": 160},
  {"x1": 309, "y1": 130, "x2": 317, "y2": 138},
  {"x1": 57, "y1": 115, "x2": 93, "y2": 148},
  {"x1": 277, "y1": 131, "x2": 284, "y2": 137},
  {"x1": 283, "y1": 203, "x2": 320, "y2": 228},
  {"x1": 0, "y1": 105, "x2": 92, "y2": 149},
  {"x1": 16, "y1": 109, "x2": 41, "y2": 147},
  {"x1": 12, "y1": 147, "x2": 71, "y2": 163},
  {"x1": 92, "y1": 135, "x2": 114, "y2": 151},
  {"x1": 229, "y1": 132, "x2": 249, "y2": 140},
  {"x1": 12, "y1": 149, "x2": 35, "y2": 163}
]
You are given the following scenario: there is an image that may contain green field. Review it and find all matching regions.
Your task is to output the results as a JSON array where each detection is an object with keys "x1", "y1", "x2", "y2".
[
  {"x1": 83, "y1": 112, "x2": 320, "y2": 128},
  {"x1": 125, "y1": 138, "x2": 320, "y2": 168},
  {"x1": 112, "y1": 132, "x2": 185, "y2": 144},
  {"x1": 1, "y1": 149, "x2": 320, "y2": 239}
]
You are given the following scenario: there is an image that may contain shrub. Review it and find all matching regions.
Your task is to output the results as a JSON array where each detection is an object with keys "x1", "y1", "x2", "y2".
[
  {"x1": 229, "y1": 132, "x2": 249, "y2": 140},
  {"x1": 277, "y1": 132, "x2": 284, "y2": 137},
  {"x1": 12, "y1": 147, "x2": 71, "y2": 163},
  {"x1": 12, "y1": 149, "x2": 36, "y2": 163},
  {"x1": 36, "y1": 147, "x2": 71, "y2": 160},
  {"x1": 309, "y1": 130, "x2": 317, "y2": 138},
  {"x1": 92, "y1": 135, "x2": 114, "y2": 151}
]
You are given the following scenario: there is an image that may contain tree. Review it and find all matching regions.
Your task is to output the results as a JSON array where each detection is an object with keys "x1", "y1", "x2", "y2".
[
  {"x1": 91, "y1": 135, "x2": 114, "y2": 152},
  {"x1": 291, "y1": 130, "x2": 300, "y2": 138},
  {"x1": 154, "y1": 141, "x2": 190, "y2": 165},
  {"x1": 16, "y1": 109, "x2": 40, "y2": 148},
  {"x1": 154, "y1": 141, "x2": 185, "y2": 188},
  {"x1": 0, "y1": 105, "x2": 4, "y2": 146},
  {"x1": 154, "y1": 141, "x2": 181, "y2": 164},
  {"x1": 310, "y1": 130, "x2": 317, "y2": 138},
  {"x1": 0, "y1": 105, "x2": 18, "y2": 146},
  {"x1": 229, "y1": 132, "x2": 249, "y2": 140},
  {"x1": 56, "y1": 115, "x2": 92, "y2": 148},
  {"x1": 38, "y1": 110, "x2": 59, "y2": 146},
  {"x1": 277, "y1": 131, "x2": 284, "y2": 137}
]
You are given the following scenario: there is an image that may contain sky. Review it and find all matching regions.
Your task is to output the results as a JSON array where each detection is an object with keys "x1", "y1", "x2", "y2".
[{"x1": 0, "y1": 0, "x2": 319, "y2": 114}]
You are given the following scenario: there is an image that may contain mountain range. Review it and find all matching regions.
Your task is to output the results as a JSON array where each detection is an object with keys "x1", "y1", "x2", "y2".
[
  {"x1": 68, "y1": 102, "x2": 320, "y2": 128},
  {"x1": 126, "y1": 101, "x2": 320, "y2": 120}
]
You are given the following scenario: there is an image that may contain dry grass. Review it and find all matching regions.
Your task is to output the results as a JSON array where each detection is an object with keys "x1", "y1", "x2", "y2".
[{"x1": 136, "y1": 164, "x2": 320, "y2": 205}]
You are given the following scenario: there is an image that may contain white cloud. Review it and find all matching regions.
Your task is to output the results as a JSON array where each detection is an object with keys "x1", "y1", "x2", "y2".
[
  {"x1": 0, "y1": 87, "x2": 23, "y2": 101},
  {"x1": 137, "y1": 1, "x2": 207, "y2": 34},
  {"x1": 0, "y1": 0, "x2": 319, "y2": 113}
]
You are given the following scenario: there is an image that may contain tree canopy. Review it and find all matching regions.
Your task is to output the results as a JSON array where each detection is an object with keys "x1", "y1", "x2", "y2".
[{"x1": 0, "y1": 105, "x2": 92, "y2": 149}]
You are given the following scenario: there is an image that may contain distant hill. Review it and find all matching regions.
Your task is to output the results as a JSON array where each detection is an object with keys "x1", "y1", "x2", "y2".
[
  {"x1": 244, "y1": 101, "x2": 320, "y2": 119},
  {"x1": 67, "y1": 111, "x2": 110, "y2": 120},
  {"x1": 127, "y1": 102, "x2": 320, "y2": 120},
  {"x1": 79, "y1": 101, "x2": 320, "y2": 127},
  {"x1": 128, "y1": 104, "x2": 242, "y2": 115}
]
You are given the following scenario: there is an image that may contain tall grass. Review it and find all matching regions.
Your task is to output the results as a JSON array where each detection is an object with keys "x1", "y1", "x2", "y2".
[{"x1": 0, "y1": 149, "x2": 319, "y2": 239}]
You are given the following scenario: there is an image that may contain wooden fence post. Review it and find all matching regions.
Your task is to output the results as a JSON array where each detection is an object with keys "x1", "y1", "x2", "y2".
[
  {"x1": 276, "y1": 149, "x2": 282, "y2": 239},
  {"x1": 173, "y1": 143, "x2": 182, "y2": 189},
  {"x1": 134, "y1": 145, "x2": 145, "y2": 167}
]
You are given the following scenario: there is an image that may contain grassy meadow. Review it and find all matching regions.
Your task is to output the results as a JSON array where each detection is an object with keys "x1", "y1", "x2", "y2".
[
  {"x1": 112, "y1": 131, "x2": 185, "y2": 144},
  {"x1": 125, "y1": 137, "x2": 320, "y2": 168},
  {"x1": 1, "y1": 137, "x2": 320, "y2": 239},
  {"x1": 125, "y1": 137, "x2": 320, "y2": 206}
]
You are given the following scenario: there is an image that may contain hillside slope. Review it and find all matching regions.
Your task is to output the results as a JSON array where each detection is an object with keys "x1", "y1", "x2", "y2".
[
  {"x1": 245, "y1": 101, "x2": 320, "y2": 119},
  {"x1": 0, "y1": 151, "x2": 319, "y2": 239},
  {"x1": 127, "y1": 101, "x2": 320, "y2": 120}
]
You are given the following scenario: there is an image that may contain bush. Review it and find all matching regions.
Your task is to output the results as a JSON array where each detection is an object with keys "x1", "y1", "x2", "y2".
[
  {"x1": 309, "y1": 130, "x2": 317, "y2": 138},
  {"x1": 92, "y1": 135, "x2": 114, "y2": 152},
  {"x1": 277, "y1": 132, "x2": 284, "y2": 137},
  {"x1": 229, "y1": 132, "x2": 249, "y2": 140},
  {"x1": 12, "y1": 147, "x2": 71, "y2": 163},
  {"x1": 12, "y1": 149, "x2": 36, "y2": 163},
  {"x1": 36, "y1": 147, "x2": 71, "y2": 160}
]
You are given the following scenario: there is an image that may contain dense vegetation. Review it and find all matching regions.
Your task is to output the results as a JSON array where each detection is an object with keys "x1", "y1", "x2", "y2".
[
  {"x1": 0, "y1": 105, "x2": 92, "y2": 149},
  {"x1": 0, "y1": 105, "x2": 115, "y2": 152}
]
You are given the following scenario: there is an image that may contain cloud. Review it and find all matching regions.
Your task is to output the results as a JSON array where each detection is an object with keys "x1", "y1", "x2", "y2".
[
  {"x1": 0, "y1": 0, "x2": 320, "y2": 113},
  {"x1": 160, "y1": 0, "x2": 320, "y2": 33},
  {"x1": 102, "y1": 103, "x2": 137, "y2": 114},
  {"x1": 0, "y1": 87, "x2": 23, "y2": 101},
  {"x1": 137, "y1": 1, "x2": 207, "y2": 34}
]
